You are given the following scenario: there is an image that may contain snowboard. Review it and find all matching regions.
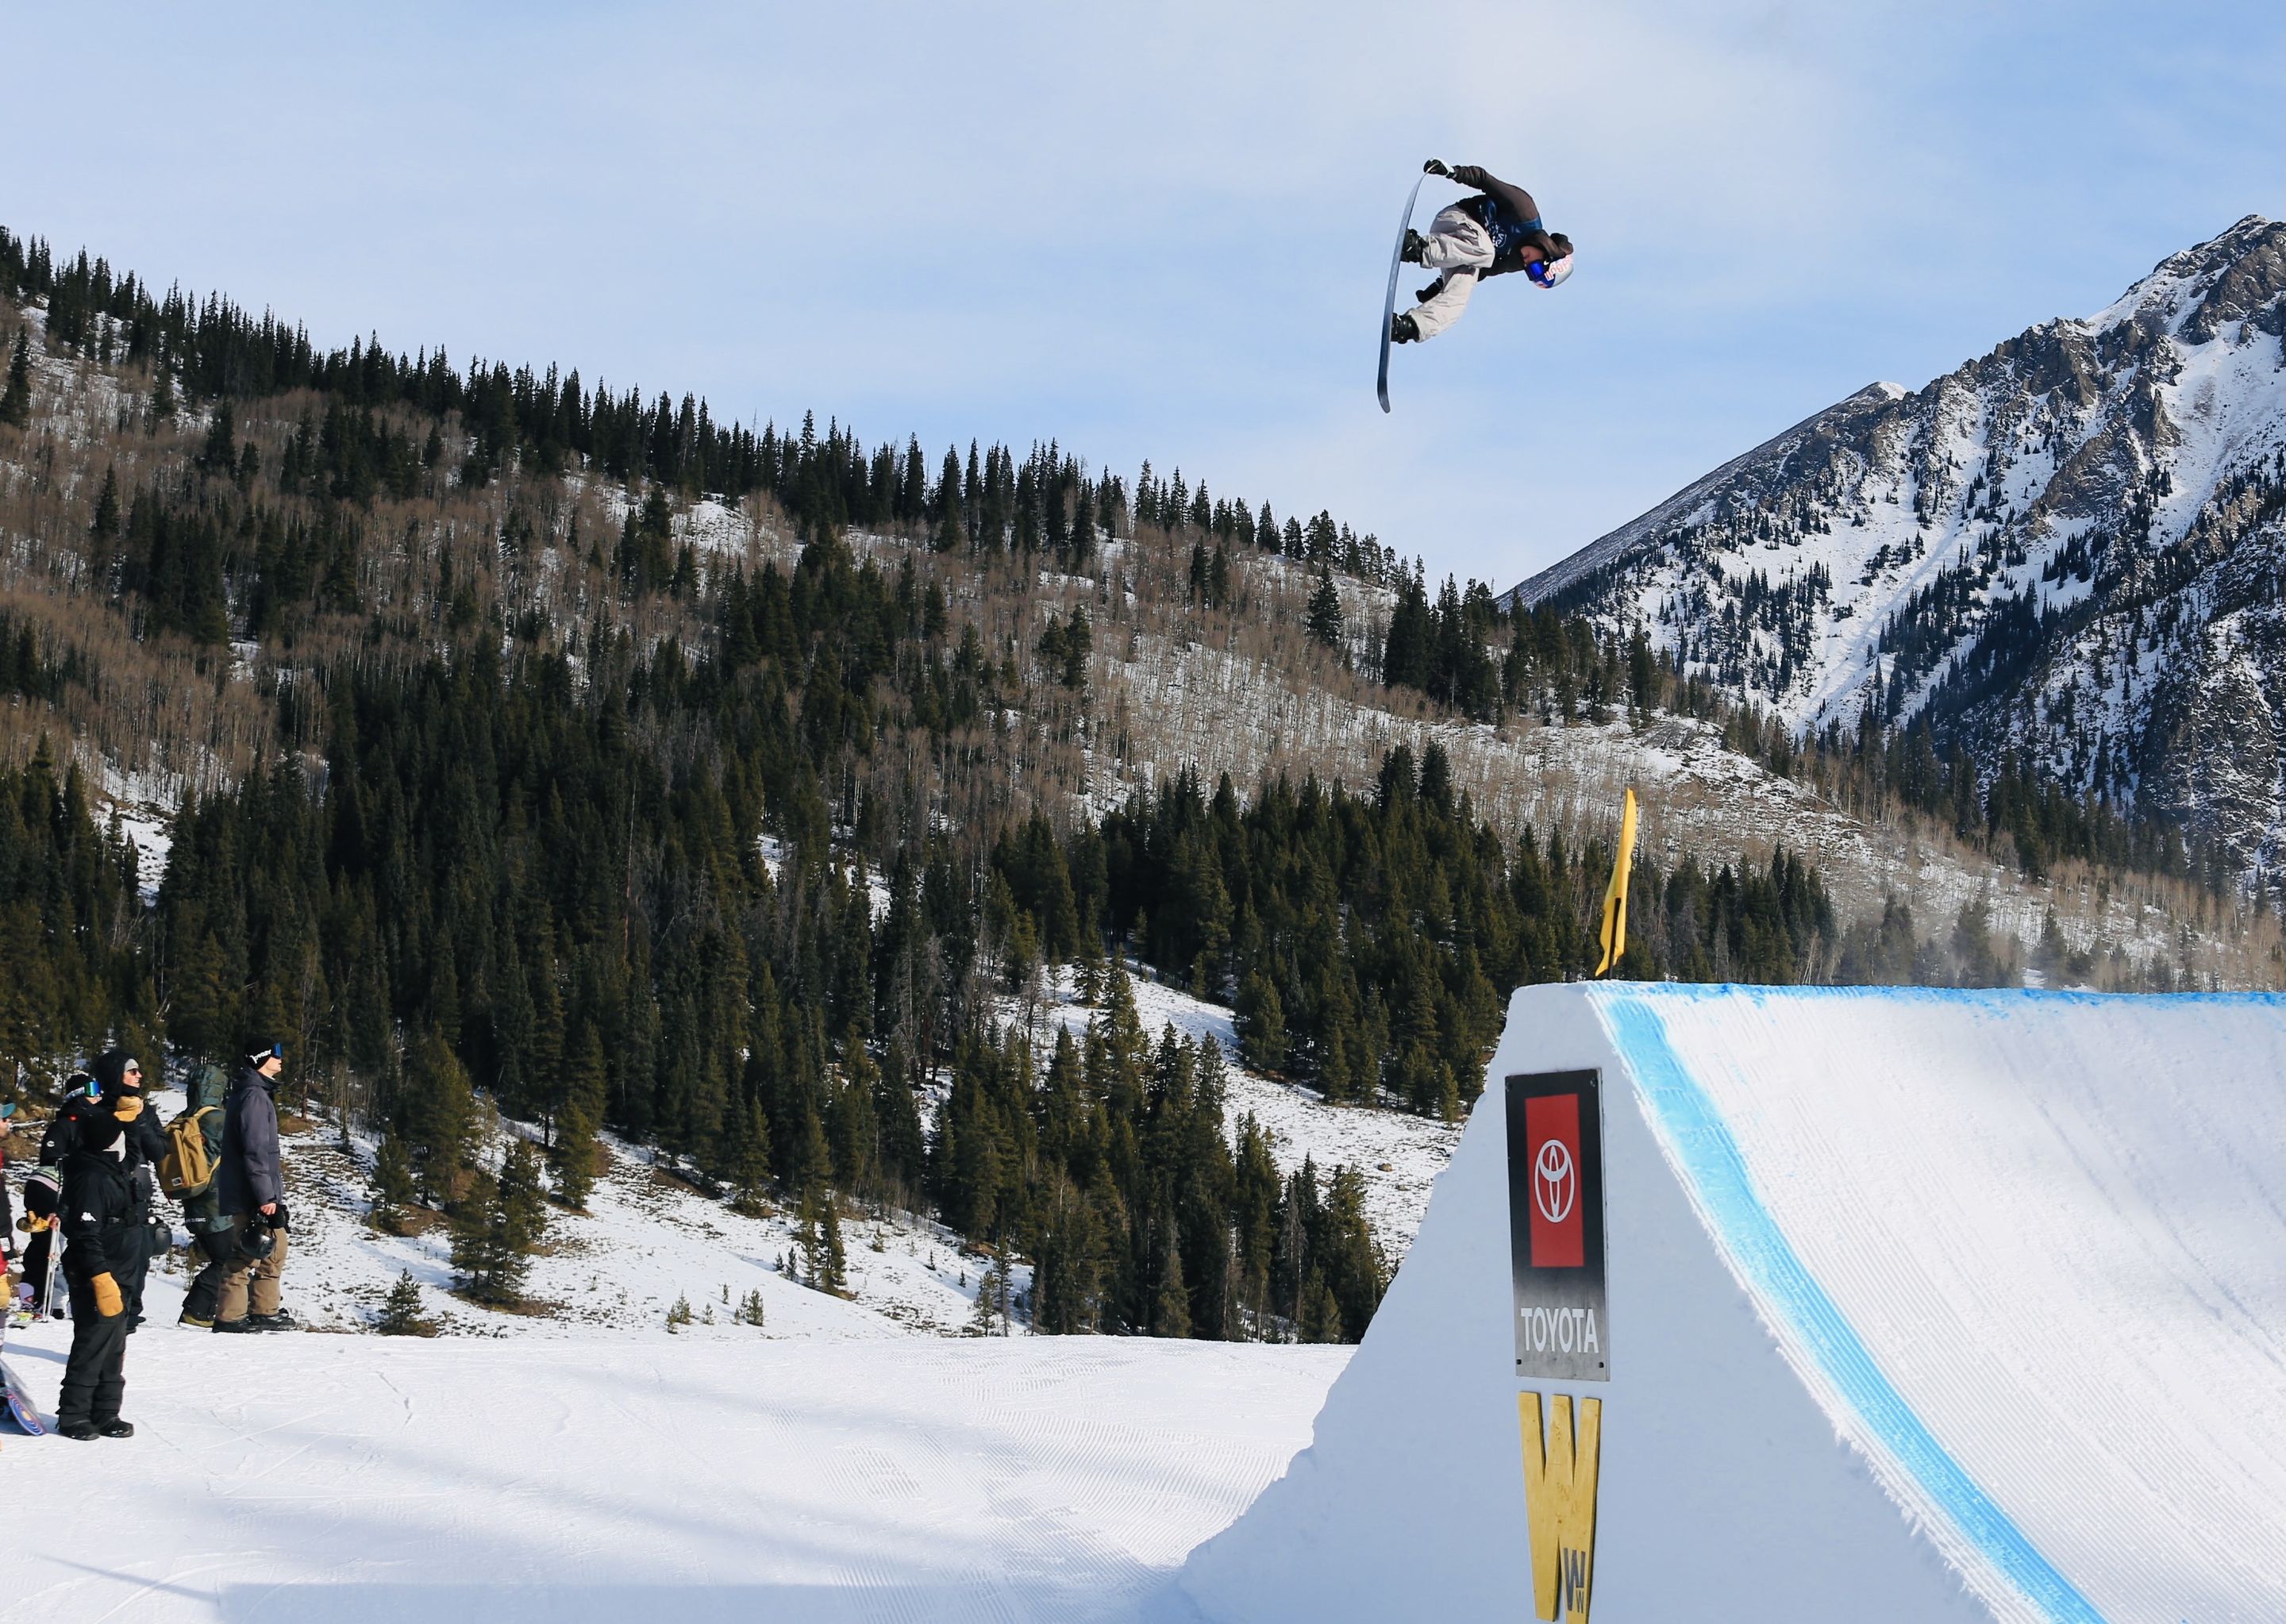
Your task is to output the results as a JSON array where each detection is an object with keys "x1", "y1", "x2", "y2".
[
  {"x1": 0, "y1": 1321, "x2": 44, "y2": 1435},
  {"x1": 1376, "y1": 173, "x2": 1429, "y2": 414}
]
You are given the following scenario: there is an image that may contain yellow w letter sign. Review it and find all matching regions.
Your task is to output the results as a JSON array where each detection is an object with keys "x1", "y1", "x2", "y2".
[{"x1": 1518, "y1": 1391, "x2": 1602, "y2": 1622}]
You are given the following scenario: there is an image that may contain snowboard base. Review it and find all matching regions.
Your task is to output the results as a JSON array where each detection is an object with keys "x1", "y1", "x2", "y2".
[
  {"x1": 1376, "y1": 174, "x2": 1429, "y2": 413},
  {"x1": 1, "y1": 1357, "x2": 44, "y2": 1436}
]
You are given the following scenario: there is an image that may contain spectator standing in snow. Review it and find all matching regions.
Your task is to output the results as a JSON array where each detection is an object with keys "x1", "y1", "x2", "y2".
[
  {"x1": 55, "y1": 1077, "x2": 151, "y2": 1438},
  {"x1": 87, "y1": 1050, "x2": 168, "y2": 1329},
  {"x1": 214, "y1": 1043, "x2": 294, "y2": 1333},
  {"x1": 0, "y1": 1103, "x2": 17, "y2": 1310},
  {"x1": 175, "y1": 1060, "x2": 235, "y2": 1329},
  {"x1": 21, "y1": 1059, "x2": 164, "y2": 1319},
  {"x1": 19, "y1": 1073, "x2": 98, "y2": 1312}
]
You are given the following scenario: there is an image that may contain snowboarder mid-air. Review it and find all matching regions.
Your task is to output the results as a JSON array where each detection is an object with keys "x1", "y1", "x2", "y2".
[{"x1": 1391, "y1": 160, "x2": 1572, "y2": 344}]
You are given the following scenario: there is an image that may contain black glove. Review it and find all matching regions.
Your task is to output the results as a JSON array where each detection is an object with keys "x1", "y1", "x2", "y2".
[
  {"x1": 267, "y1": 1203, "x2": 290, "y2": 1232},
  {"x1": 1423, "y1": 158, "x2": 1452, "y2": 178}
]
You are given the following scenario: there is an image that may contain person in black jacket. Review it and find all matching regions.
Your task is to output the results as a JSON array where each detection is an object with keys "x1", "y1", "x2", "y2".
[
  {"x1": 56, "y1": 1097, "x2": 146, "y2": 1438},
  {"x1": 1391, "y1": 159, "x2": 1575, "y2": 344},
  {"x1": 18, "y1": 1069, "x2": 129, "y2": 1315},
  {"x1": 0, "y1": 1102, "x2": 17, "y2": 1310},
  {"x1": 87, "y1": 1049, "x2": 168, "y2": 1329},
  {"x1": 214, "y1": 1043, "x2": 294, "y2": 1333}
]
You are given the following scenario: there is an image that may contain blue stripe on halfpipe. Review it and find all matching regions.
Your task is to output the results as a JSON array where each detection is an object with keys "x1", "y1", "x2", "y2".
[{"x1": 1601, "y1": 991, "x2": 2105, "y2": 1624}]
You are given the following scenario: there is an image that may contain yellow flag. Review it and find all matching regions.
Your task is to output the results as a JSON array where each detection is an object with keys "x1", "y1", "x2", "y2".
[{"x1": 1593, "y1": 789, "x2": 1637, "y2": 977}]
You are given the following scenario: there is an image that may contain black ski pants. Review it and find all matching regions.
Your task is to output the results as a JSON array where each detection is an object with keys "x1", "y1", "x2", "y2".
[
  {"x1": 19, "y1": 1226, "x2": 52, "y2": 1314},
  {"x1": 56, "y1": 1272, "x2": 128, "y2": 1427},
  {"x1": 183, "y1": 1227, "x2": 234, "y2": 1323},
  {"x1": 119, "y1": 1214, "x2": 166, "y2": 1327}
]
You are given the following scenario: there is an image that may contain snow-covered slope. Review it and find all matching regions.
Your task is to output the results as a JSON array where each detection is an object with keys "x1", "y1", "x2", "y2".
[
  {"x1": 1, "y1": 1319, "x2": 1345, "y2": 1623},
  {"x1": 1514, "y1": 218, "x2": 2286, "y2": 890},
  {"x1": 139, "y1": 976, "x2": 1460, "y2": 1346}
]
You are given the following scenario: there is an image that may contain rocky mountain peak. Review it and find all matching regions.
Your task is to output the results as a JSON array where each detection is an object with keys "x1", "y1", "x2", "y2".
[{"x1": 1514, "y1": 217, "x2": 2286, "y2": 893}]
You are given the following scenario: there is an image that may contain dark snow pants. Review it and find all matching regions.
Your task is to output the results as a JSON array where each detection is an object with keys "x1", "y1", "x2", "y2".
[
  {"x1": 19, "y1": 1226, "x2": 52, "y2": 1314},
  {"x1": 56, "y1": 1273, "x2": 128, "y2": 1427},
  {"x1": 183, "y1": 1227, "x2": 234, "y2": 1323},
  {"x1": 119, "y1": 1215, "x2": 164, "y2": 1327}
]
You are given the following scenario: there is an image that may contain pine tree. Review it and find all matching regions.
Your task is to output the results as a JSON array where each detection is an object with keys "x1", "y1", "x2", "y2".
[
  {"x1": 798, "y1": 1192, "x2": 828, "y2": 1287},
  {"x1": 1306, "y1": 566, "x2": 1344, "y2": 648},
  {"x1": 450, "y1": 1139, "x2": 549, "y2": 1307},
  {"x1": 1298, "y1": 1268, "x2": 1342, "y2": 1343},
  {"x1": 88, "y1": 464, "x2": 120, "y2": 541},
  {"x1": 1152, "y1": 1233, "x2": 1191, "y2": 1337},
  {"x1": 377, "y1": 1270, "x2": 429, "y2": 1335},
  {"x1": 369, "y1": 1134, "x2": 419, "y2": 1234},
  {"x1": 548, "y1": 1021, "x2": 606, "y2": 1210},
  {"x1": 968, "y1": 1255, "x2": 1010, "y2": 1335},
  {"x1": 821, "y1": 1199, "x2": 848, "y2": 1293},
  {"x1": 0, "y1": 328, "x2": 29, "y2": 427},
  {"x1": 402, "y1": 1029, "x2": 477, "y2": 1206},
  {"x1": 727, "y1": 1091, "x2": 775, "y2": 1216},
  {"x1": 1234, "y1": 970, "x2": 1285, "y2": 1073}
]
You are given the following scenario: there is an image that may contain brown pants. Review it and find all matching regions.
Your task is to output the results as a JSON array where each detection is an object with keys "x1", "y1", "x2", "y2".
[{"x1": 217, "y1": 1216, "x2": 289, "y2": 1322}]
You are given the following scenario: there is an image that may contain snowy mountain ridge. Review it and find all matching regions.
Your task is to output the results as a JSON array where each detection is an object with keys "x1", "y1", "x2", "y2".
[{"x1": 1514, "y1": 216, "x2": 2286, "y2": 891}]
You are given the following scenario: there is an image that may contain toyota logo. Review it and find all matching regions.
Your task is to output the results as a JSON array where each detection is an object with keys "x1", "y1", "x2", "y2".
[{"x1": 1534, "y1": 1137, "x2": 1576, "y2": 1224}]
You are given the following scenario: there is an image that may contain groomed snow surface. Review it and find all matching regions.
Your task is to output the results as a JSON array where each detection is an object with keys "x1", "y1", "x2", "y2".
[{"x1": 2, "y1": 1312, "x2": 1344, "y2": 1623}]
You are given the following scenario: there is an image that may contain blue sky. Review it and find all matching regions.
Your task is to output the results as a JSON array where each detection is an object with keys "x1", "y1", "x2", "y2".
[{"x1": 10, "y1": 2, "x2": 2280, "y2": 587}]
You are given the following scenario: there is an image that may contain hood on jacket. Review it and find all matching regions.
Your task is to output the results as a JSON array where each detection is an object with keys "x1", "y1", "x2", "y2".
[
  {"x1": 90, "y1": 1049, "x2": 141, "y2": 1102},
  {"x1": 187, "y1": 1063, "x2": 232, "y2": 1111}
]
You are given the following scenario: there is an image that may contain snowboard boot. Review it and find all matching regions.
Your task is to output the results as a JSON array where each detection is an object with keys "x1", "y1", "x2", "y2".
[
  {"x1": 179, "y1": 1310, "x2": 214, "y2": 1330},
  {"x1": 248, "y1": 1310, "x2": 299, "y2": 1333},
  {"x1": 96, "y1": 1418, "x2": 134, "y2": 1439},
  {"x1": 1390, "y1": 312, "x2": 1422, "y2": 344},
  {"x1": 211, "y1": 1316, "x2": 260, "y2": 1333},
  {"x1": 1399, "y1": 229, "x2": 1428, "y2": 265},
  {"x1": 57, "y1": 1419, "x2": 98, "y2": 1441}
]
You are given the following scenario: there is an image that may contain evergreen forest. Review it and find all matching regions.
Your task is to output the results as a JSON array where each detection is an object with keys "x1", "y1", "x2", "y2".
[{"x1": 0, "y1": 225, "x2": 2245, "y2": 1341}]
